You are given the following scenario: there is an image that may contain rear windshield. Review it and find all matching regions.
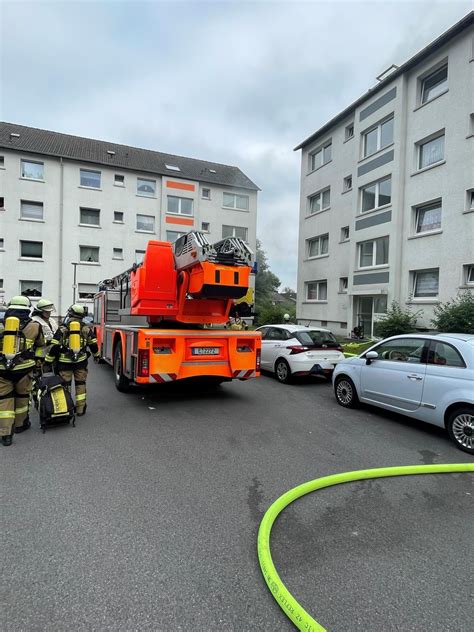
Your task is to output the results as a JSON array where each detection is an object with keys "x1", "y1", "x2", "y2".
[{"x1": 295, "y1": 330, "x2": 338, "y2": 347}]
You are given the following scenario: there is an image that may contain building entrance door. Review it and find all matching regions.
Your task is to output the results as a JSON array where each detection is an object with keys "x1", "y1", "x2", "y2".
[{"x1": 357, "y1": 297, "x2": 373, "y2": 338}]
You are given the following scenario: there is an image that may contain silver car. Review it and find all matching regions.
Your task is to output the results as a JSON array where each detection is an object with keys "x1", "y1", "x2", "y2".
[{"x1": 333, "y1": 333, "x2": 474, "y2": 454}]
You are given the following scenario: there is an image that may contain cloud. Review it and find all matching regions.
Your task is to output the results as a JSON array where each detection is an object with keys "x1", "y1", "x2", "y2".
[{"x1": 1, "y1": 0, "x2": 471, "y2": 288}]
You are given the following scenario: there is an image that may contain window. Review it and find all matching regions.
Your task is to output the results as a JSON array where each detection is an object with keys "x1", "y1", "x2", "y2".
[
  {"x1": 340, "y1": 226, "x2": 350, "y2": 242},
  {"x1": 80, "y1": 169, "x2": 101, "y2": 188},
  {"x1": 114, "y1": 211, "x2": 124, "y2": 223},
  {"x1": 80, "y1": 207, "x2": 100, "y2": 226},
  {"x1": 362, "y1": 116, "x2": 394, "y2": 158},
  {"x1": 339, "y1": 277, "x2": 348, "y2": 293},
  {"x1": 343, "y1": 175, "x2": 352, "y2": 191},
  {"x1": 421, "y1": 63, "x2": 448, "y2": 104},
  {"x1": 0, "y1": 197, "x2": 4, "y2": 210},
  {"x1": 373, "y1": 296, "x2": 388, "y2": 314},
  {"x1": 466, "y1": 190, "x2": 474, "y2": 212},
  {"x1": 20, "y1": 280, "x2": 42, "y2": 297},
  {"x1": 20, "y1": 200, "x2": 44, "y2": 220},
  {"x1": 372, "y1": 338, "x2": 425, "y2": 363},
  {"x1": 427, "y1": 341, "x2": 465, "y2": 368},
  {"x1": 361, "y1": 176, "x2": 391, "y2": 212},
  {"x1": 136, "y1": 214, "x2": 155, "y2": 232},
  {"x1": 306, "y1": 280, "x2": 327, "y2": 301},
  {"x1": 113, "y1": 248, "x2": 123, "y2": 260},
  {"x1": 78, "y1": 284, "x2": 96, "y2": 300},
  {"x1": 202, "y1": 188, "x2": 211, "y2": 200},
  {"x1": 309, "y1": 141, "x2": 332, "y2": 170},
  {"x1": 415, "y1": 200, "x2": 442, "y2": 233},
  {"x1": 114, "y1": 174, "x2": 125, "y2": 186},
  {"x1": 80, "y1": 246, "x2": 99, "y2": 263},
  {"x1": 413, "y1": 268, "x2": 439, "y2": 298},
  {"x1": 223, "y1": 192, "x2": 249, "y2": 210},
  {"x1": 222, "y1": 225, "x2": 248, "y2": 241},
  {"x1": 135, "y1": 249, "x2": 146, "y2": 264},
  {"x1": 167, "y1": 195, "x2": 193, "y2": 215},
  {"x1": 21, "y1": 160, "x2": 43, "y2": 180},
  {"x1": 0, "y1": 156, "x2": 4, "y2": 167},
  {"x1": 418, "y1": 133, "x2": 444, "y2": 169},
  {"x1": 201, "y1": 222, "x2": 210, "y2": 232},
  {"x1": 20, "y1": 240, "x2": 43, "y2": 258},
  {"x1": 309, "y1": 188, "x2": 330, "y2": 214},
  {"x1": 165, "y1": 164, "x2": 180, "y2": 172},
  {"x1": 307, "y1": 234, "x2": 329, "y2": 258},
  {"x1": 265, "y1": 328, "x2": 289, "y2": 341},
  {"x1": 166, "y1": 231, "x2": 186, "y2": 243},
  {"x1": 0, "y1": 279, "x2": 3, "y2": 290},
  {"x1": 0, "y1": 238, "x2": 4, "y2": 249},
  {"x1": 137, "y1": 178, "x2": 156, "y2": 196},
  {"x1": 340, "y1": 322, "x2": 348, "y2": 329},
  {"x1": 345, "y1": 123, "x2": 354, "y2": 140},
  {"x1": 463, "y1": 264, "x2": 474, "y2": 285},
  {"x1": 358, "y1": 236, "x2": 389, "y2": 268}
]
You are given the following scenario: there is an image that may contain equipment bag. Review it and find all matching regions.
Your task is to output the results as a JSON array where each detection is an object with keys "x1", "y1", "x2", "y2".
[{"x1": 36, "y1": 375, "x2": 76, "y2": 433}]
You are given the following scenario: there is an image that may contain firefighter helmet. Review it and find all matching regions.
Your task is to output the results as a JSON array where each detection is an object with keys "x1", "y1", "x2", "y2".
[
  {"x1": 36, "y1": 298, "x2": 55, "y2": 312},
  {"x1": 8, "y1": 295, "x2": 31, "y2": 310},
  {"x1": 67, "y1": 303, "x2": 85, "y2": 318}
]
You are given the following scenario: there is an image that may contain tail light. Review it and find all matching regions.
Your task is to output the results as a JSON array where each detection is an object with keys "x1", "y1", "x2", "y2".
[
  {"x1": 256, "y1": 348, "x2": 261, "y2": 371},
  {"x1": 137, "y1": 349, "x2": 150, "y2": 377},
  {"x1": 287, "y1": 346, "x2": 311, "y2": 354}
]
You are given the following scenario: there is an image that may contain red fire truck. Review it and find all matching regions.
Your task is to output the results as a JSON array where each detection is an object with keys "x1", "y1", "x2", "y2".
[{"x1": 93, "y1": 232, "x2": 261, "y2": 391}]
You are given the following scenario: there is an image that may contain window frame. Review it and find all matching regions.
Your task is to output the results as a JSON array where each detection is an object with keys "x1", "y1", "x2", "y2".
[
  {"x1": 368, "y1": 337, "x2": 429, "y2": 364},
  {"x1": 427, "y1": 340, "x2": 466, "y2": 368},
  {"x1": 201, "y1": 222, "x2": 210, "y2": 233},
  {"x1": 20, "y1": 159, "x2": 44, "y2": 181},
  {"x1": 463, "y1": 264, "x2": 474, "y2": 286},
  {"x1": 79, "y1": 207, "x2": 101, "y2": 227},
  {"x1": 20, "y1": 240, "x2": 43, "y2": 259},
  {"x1": 112, "y1": 248, "x2": 123, "y2": 260},
  {"x1": 222, "y1": 192, "x2": 249, "y2": 211},
  {"x1": 361, "y1": 115, "x2": 394, "y2": 158},
  {"x1": 339, "y1": 277, "x2": 348, "y2": 293},
  {"x1": 305, "y1": 280, "x2": 328, "y2": 302},
  {"x1": 202, "y1": 187, "x2": 211, "y2": 200},
  {"x1": 343, "y1": 175, "x2": 352, "y2": 192},
  {"x1": 136, "y1": 213, "x2": 155, "y2": 233},
  {"x1": 344, "y1": 123, "x2": 354, "y2": 141},
  {"x1": 136, "y1": 177, "x2": 156, "y2": 197},
  {"x1": 114, "y1": 174, "x2": 125, "y2": 187},
  {"x1": 414, "y1": 200, "x2": 442, "y2": 234},
  {"x1": 307, "y1": 233, "x2": 329, "y2": 259},
  {"x1": 308, "y1": 140, "x2": 332, "y2": 171},
  {"x1": 80, "y1": 168, "x2": 101, "y2": 189},
  {"x1": 308, "y1": 187, "x2": 331, "y2": 215},
  {"x1": 420, "y1": 62, "x2": 448, "y2": 105},
  {"x1": 417, "y1": 132, "x2": 445, "y2": 170},
  {"x1": 167, "y1": 195, "x2": 194, "y2": 216},
  {"x1": 340, "y1": 226, "x2": 350, "y2": 242},
  {"x1": 19, "y1": 280, "x2": 42, "y2": 297},
  {"x1": 360, "y1": 175, "x2": 391, "y2": 213},
  {"x1": 222, "y1": 225, "x2": 248, "y2": 241},
  {"x1": 20, "y1": 200, "x2": 44, "y2": 221},
  {"x1": 113, "y1": 211, "x2": 124, "y2": 223},
  {"x1": 358, "y1": 236, "x2": 389, "y2": 269},
  {"x1": 412, "y1": 268, "x2": 439, "y2": 299},
  {"x1": 78, "y1": 283, "x2": 97, "y2": 301},
  {"x1": 166, "y1": 231, "x2": 186, "y2": 243},
  {"x1": 79, "y1": 245, "x2": 100, "y2": 264}
]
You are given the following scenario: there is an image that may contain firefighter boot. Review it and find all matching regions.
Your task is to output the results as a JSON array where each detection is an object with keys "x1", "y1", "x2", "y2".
[
  {"x1": 14, "y1": 416, "x2": 31, "y2": 433},
  {"x1": 2, "y1": 433, "x2": 13, "y2": 446}
]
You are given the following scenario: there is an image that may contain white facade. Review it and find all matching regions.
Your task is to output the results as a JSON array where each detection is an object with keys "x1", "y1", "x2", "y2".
[
  {"x1": 296, "y1": 16, "x2": 474, "y2": 337},
  {"x1": 0, "y1": 135, "x2": 258, "y2": 317}
]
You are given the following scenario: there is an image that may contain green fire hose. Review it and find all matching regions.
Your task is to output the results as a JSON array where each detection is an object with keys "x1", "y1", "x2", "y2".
[{"x1": 257, "y1": 463, "x2": 474, "y2": 631}]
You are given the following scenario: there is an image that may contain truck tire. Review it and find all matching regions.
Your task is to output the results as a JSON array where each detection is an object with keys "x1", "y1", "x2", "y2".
[{"x1": 114, "y1": 344, "x2": 130, "y2": 392}]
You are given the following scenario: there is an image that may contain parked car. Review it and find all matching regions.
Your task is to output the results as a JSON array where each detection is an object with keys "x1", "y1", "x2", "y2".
[
  {"x1": 333, "y1": 333, "x2": 474, "y2": 454},
  {"x1": 256, "y1": 324, "x2": 345, "y2": 383}
]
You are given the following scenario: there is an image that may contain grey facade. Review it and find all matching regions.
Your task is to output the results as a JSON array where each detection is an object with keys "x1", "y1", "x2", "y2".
[
  {"x1": 0, "y1": 123, "x2": 258, "y2": 316},
  {"x1": 296, "y1": 13, "x2": 474, "y2": 337}
]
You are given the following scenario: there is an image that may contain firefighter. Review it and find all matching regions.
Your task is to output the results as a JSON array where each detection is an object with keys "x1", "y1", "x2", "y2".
[
  {"x1": 44, "y1": 304, "x2": 100, "y2": 416},
  {"x1": 0, "y1": 296, "x2": 45, "y2": 446},
  {"x1": 31, "y1": 298, "x2": 58, "y2": 361}
]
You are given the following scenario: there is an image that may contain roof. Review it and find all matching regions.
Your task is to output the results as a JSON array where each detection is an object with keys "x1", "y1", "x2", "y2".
[
  {"x1": 0, "y1": 121, "x2": 260, "y2": 191},
  {"x1": 294, "y1": 11, "x2": 474, "y2": 150}
]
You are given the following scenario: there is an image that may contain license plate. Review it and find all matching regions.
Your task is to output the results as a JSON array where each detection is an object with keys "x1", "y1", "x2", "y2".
[{"x1": 192, "y1": 347, "x2": 219, "y2": 356}]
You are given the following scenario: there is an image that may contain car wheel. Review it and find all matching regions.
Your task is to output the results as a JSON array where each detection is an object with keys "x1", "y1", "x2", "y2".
[
  {"x1": 275, "y1": 359, "x2": 292, "y2": 384},
  {"x1": 114, "y1": 345, "x2": 130, "y2": 393},
  {"x1": 447, "y1": 407, "x2": 474, "y2": 455},
  {"x1": 334, "y1": 376, "x2": 359, "y2": 408}
]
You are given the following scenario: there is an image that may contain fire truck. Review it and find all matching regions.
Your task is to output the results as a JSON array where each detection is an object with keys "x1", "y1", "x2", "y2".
[{"x1": 93, "y1": 232, "x2": 261, "y2": 391}]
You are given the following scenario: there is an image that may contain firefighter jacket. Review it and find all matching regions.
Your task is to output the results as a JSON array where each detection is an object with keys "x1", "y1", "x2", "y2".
[
  {"x1": 0, "y1": 313, "x2": 45, "y2": 374},
  {"x1": 45, "y1": 319, "x2": 99, "y2": 368},
  {"x1": 31, "y1": 313, "x2": 58, "y2": 352}
]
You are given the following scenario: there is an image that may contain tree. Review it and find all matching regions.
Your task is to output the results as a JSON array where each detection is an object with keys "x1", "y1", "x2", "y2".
[
  {"x1": 431, "y1": 291, "x2": 474, "y2": 334},
  {"x1": 255, "y1": 239, "x2": 280, "y2": 306},
  {"x1": 375, "y1": 301, "x2": 422, "y2": 338}
]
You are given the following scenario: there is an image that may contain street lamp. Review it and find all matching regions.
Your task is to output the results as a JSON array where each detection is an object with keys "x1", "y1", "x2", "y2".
[{"x1": 71, "y1": 262, "x2": 80, "y2": 304}]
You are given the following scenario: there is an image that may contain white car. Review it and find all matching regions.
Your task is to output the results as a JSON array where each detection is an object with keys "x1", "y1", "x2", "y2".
[
  {"x1": 256, "y1": 324, "x2": 345, "y2": 383},
  {"x1": 333, "y1": 333, "x2": 474, "y2": 454}
]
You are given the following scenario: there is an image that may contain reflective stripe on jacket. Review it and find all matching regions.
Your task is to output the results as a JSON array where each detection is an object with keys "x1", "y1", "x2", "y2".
[
  {"x1": 0, "y1": 320, "x2": 45, "y2": 372},
  {"x1": 45, "y1": 320, "x2": 99, "y2": 365}
]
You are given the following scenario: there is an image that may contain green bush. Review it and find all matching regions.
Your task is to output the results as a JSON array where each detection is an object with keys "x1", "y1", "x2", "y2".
[
  {"x1": 255, "y1": 304, "x2": 295, "y2": 326},
  {"x1": 375, "y1": 301, "x2": 421, "y2": 338},
  {"x1": 431, "y1": 291, "x2": 474, "y2": 334},
  {"x1": 342, "y1": 341, "x2": 375, "y2": 355}
]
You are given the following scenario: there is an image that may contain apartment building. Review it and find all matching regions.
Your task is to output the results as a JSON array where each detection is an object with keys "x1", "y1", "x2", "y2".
[
  {"x1": 0, "y1": 123, "x2": 258, "y2": 316},
  {"x1": 296, "y1": 12, "x2": 474, "y2": 337}
]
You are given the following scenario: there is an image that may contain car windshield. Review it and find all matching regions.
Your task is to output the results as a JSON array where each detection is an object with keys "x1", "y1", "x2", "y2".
[{"x1": 295, "y1": 330, "x2": 338, "y2": 347}]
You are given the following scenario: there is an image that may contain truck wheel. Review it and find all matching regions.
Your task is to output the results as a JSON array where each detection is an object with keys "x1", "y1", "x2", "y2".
[{"x1": 114, "y1": 345, "x2": 130, "y2": 392}]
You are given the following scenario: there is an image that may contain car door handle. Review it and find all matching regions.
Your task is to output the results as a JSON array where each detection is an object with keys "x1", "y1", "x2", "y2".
[{"x1": 407, "y1": 374, "x2": 423, "y2": 381}]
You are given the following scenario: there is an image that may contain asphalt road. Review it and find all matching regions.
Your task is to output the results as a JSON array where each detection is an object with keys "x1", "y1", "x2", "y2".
[{"x1": 1, "y1": 364, "x2": 472, "y2": 631}]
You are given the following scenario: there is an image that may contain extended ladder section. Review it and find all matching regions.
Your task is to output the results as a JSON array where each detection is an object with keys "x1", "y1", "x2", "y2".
[{"x1": 98, "y1": 232, "x2": 253, "y2": 325}]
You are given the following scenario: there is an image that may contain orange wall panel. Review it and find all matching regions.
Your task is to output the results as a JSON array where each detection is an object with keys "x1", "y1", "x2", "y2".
[
  {"x1": 166, "y1": 180, "x2": 195, "y2": 191},
  {"x1": 165, "y1": 216, "x2": 194, "y2": 226}
]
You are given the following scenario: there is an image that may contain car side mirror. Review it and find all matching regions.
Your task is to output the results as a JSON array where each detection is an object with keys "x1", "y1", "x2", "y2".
[{"x1": 365, "y1": 350, "x2": 379, "y2": 365}]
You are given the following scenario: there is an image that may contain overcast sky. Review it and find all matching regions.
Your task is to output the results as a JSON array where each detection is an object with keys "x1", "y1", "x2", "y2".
[{"x1": 1, "y1": 0, "x2": 471, "y2": 288}]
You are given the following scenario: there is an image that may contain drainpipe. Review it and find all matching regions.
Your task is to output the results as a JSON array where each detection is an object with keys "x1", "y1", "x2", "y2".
[{"x1": 58, "y1": 157, "x2": 64, "y2": 319}]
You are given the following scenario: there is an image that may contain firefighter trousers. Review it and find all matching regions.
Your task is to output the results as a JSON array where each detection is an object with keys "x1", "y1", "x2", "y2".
[
  {"x1": 59, "y1": 366, "x2": 88, "y2": 414},
  {"x1": 0, "y1": 371, "x2": 33, "y2": 436}
]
